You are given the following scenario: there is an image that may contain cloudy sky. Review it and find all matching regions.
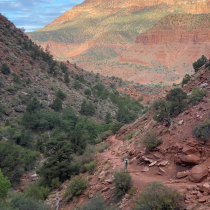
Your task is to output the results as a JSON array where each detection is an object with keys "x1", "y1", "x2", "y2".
[{"x1": 1, "y1": 0, "x2": 84, "y2": 32}]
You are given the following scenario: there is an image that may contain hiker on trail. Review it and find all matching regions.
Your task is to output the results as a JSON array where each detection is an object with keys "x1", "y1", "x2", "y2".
[{"x1": 124, "y1": 157, "x2": 129, "y2": 169}]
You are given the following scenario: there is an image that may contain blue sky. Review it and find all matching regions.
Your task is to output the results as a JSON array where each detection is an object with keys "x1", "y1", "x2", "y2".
[{"x1": 0, "y1": 0, "x2": 84, "y2": 32}]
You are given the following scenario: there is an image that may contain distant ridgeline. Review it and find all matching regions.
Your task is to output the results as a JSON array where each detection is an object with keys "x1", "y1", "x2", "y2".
[{"x1": 28, "y1": 0, "x2": 210, "y2": 83}]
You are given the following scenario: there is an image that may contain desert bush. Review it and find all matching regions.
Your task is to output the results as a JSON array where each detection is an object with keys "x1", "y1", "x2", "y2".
[
  {"x1": 0, "y1": 103, "x2": 9, "y2": 117},
  {"x1": 0, "y1": 142, "x2": 39, "y2": 184},
  {"x1": 95, "y1": 130, "x2": 113, "y2": 144},
  {"x1": 64, "y1": 72, "x2": 70, "y2": 83},
  {"x1": 84, "y1": 89, "x2": 91, "y2": 96},
  {"x1": 137, "y1": 96, "x2": 144, "y2": 102},
  {"x1": 10, "y1": 97, "x2": 21, "y2": 107},
  {"x1": 82, "y1": 161, "x2": 97, "y2": 175},
  {"x1": 24, "y1": 182, "x2": 50, "y2": 201},
  {"x1": 1, "y1": 63, "x2": 10, "y2": 75},
  {"x1": 105, "y1": 112, "x2": 112, "y2": 124},
  {"x1": 64, "y1": 176, "x2": 89, "y2": 198},
  {"x1": 13, "y1": 74, "x2": 21, "y2": 84},
  {"x1": 188, "y1": 87, "x2": 207, "y2": 105},
  {"x1": 56, "y1": 90, "x2": 67, "y2": 100},
  {"x1": 10, "y1": 194, "x2": 49, "y2": 210},
  {"x1": 193, "y1": 55, "x2": 207, "y2": 72},
  {"x1": 110, "y1": 122, "x2": 124, "y2": 134},
  {"x1": 127, "y1": 131, "x2": 135, "y2": 140},
  {"x1": 113, "y1": 169, "x2": 133, "y2": 197},
  {"x1": 74, "y1": 193, "x2": 117, "y2": 210},
  {"x1": 97, "y1": 143, "x2": 109, "y2": 153},
  {"x1": 133, "y1": 181, "x2": 184, "y2": 210},
  {"x1": 182, "y1": 74, "x2": 191, "y2": 86},
  {"x1": 143, "y1": 130, "x2": 162, "y2": 151},
  {"x1": 193, "y1": 119, "x2": 210, "y2": 141},
  {"x1": 50, "y1": 97, "x2": 62, "y2": 111},
  {"x1": 0, "y1": 169, "x2": 11, "y2": 201},
  {"x1": 6, "y1": 85, "x2": 15, "y2": 93},
  {"x1": 51, "y1": 177, "x2": 61, "y2": 189},
  {"x1": 79, "y1": 100, "x2": 95, "y2": 116}
]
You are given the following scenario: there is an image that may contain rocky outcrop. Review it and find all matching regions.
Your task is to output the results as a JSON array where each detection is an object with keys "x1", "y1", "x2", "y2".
[{"x1": 189, "y1": 164, "x2": 208, "y2": 183}]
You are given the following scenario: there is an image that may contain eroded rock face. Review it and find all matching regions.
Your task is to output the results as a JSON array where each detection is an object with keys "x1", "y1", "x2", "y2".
[
  {"x1": 189, "y1": 164, "x2": 208, "y2": 183},
  {"x1": 178, "y1": 154, "x2": 200, "y2": 165},
  {"x1": 177, "y1": 170, "x2": 190, "y2": 179}
]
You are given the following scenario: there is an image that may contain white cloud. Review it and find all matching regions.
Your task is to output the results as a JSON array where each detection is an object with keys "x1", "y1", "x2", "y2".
[{"x1": 1, "y1": 0, "x2": 84, "y2": 32}]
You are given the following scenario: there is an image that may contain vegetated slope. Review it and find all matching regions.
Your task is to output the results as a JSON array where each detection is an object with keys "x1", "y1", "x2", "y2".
[
  {"x1": 119, "y1": 13, "x2": 210, "y2": 84},
  {"x1": 0, "y1": 13, "x2": 150, "y2": 124},
  {"x1": 0, "y1": 13, "x2": 166, "y2": 205},
  {"x1": 28, "y1": 0, "x2": 210, "y2": 83},
  {"x1": 44, "y1": 63, "x2": 210, "y2": 210}
]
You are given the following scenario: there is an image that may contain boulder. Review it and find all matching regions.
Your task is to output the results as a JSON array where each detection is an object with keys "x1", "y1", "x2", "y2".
[
  {"x1": 141, "y1": 166, "x2": 149, "y2": 172},
  {"x1": 182, "y1": 146, "x2": 200, "y2": 156},
  {"x1": 179, "y1": 154, "x2": 200, "y2": 165},
  {"x1": 189, "y1": 164, "x2": 208, "y2": 183},
  {"x1": 177, "y1": 170, "x2": 190, "y2": 179},
  {"x1": 178, "y1": 120, "x2": 184, "y2": 125},
  {"x1": 198, "y1": 196, "x2": 208, "y2": 203},
  {"x1": 158, "y1": 160, "x2": 168, "y2": 166},
  {"x1": 149, "y1": 161, "x2": 157, "y2": 167},
  {"x1": 199, "y1": 183, "x2": 210, "y2": 193}
]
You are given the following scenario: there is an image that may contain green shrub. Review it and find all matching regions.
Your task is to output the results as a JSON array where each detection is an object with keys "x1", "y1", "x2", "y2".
[
  {"x1": 127, "y1": 131, "x2": 135, "y2": 140},
  {"x1": 79, "y1": 100, "x2": 95, "y2": 116},
  {"x1": 6, "y1": 85, "x2": 15, "y2": 93},
  {"x1": 74, "y1": 193, "x2": 117, "y2": 210},
  {"x1": 13, "y1": 74, "x2": 21, "y2": 84},
  {"x1": 137, "y1": 96, "x2": 144, "y2": 102},
  {"x1": 50, "y1": 97, "x2": 62, "y2": 111},
  {"x1": 83, "y1": 161, "x2": 97, "y2": 175},
  {"x1": 113, "y1": 169, "x2": 133, "y2": 197},
  {"x1": 110, "y1": 122, "x2": 124, "y2": 134},
  {"x1": 188, "y1": 87, "x2": 207, "y2": 105},
  {"x1": 193, "y1": 55, "x2": 207, "y2": 72},
  {"x1": 10, "y1": 194, "x2": 49, "y2": 210},
  {"x1": 95, "y1": 130, "x2": 113, "y2": 144},
  {"x1": 133, "y1": 182, "x2": 184, "y2": 210},
  {"x1": 1, "y1": 63, "x2": 10, "y2": 75},
  {"x1": 0, "y1": 142, "x2": 39, "y2": 184},
  {"x1": 64, "y1": 72, "x2": 70, "y2": 83},
  {"x1": 143, "y1": 130, "x2": 162, "y2": 151},
  {"x1": 84, "y1": 89, "x2": 91, "y2": 96},
  {"x1": 193, "y1": 119, "x2": 210, "y2": 141},
  {"x1": 182, "y1": 74, "x2": 191, "y2": 86},
  {"x1": 0, "y1": 169, "x2": 11, "y2": 201},
  {"x1": 24, "y1": 182, "x2": 50, "y2": 201},
  {"x1": 73, "y1": 81, "x2": 82, "y2": 90},
  {"x1": 0, "y1": 103, "x2": 9, "y2": 117},
  {"x1": 105, "y1": 112, "x2": 112, "y2": 124},
  {"x1": 97, "y1": 143, "x2": 109, "y2": 153},
  {"x1": 51, "y1": 177, "x2": 61, "y2": 189},
  {"x1": 56, "y1": 90, "x2": 67, "y2": 100},
  {"x1": 26, "y1": 97, "x2": 42, "y2": 113},
  {"x1": 64, "y1": 176, "x2": 89, "y2": 198}
]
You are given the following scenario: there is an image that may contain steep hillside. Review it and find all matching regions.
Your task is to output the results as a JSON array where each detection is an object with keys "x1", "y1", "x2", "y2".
[
  {"x1": 42, "y1": 63, "x2": 210, "y2": 210},
  {"x1": 28, "y1": 0, "x2": 210, "y2": 83},
  {"x1": 0, "y1": 14, "x2": 171, "y2": 210}
]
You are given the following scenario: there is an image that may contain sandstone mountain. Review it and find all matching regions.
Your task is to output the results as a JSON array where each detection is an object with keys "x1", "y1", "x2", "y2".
[
  {"x1": 119, "y1": 13, "x2": 210, "y2": 83},
  {"x1": 28, "y1": 0, "x2": 210, "y2": 84}
]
